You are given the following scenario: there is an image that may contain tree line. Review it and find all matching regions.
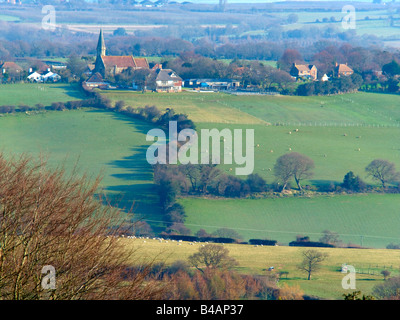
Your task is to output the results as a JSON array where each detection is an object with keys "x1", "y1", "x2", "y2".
[{"x1": 152, "y1": 149, "x2": 400, "y2": 237}]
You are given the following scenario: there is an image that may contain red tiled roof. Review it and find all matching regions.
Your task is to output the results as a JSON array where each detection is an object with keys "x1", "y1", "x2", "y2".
[
  {"x1": 133, "y1": 58, "x2": 149, "y2": 69},
  {"x1": 101, "y1": 56, "x2": 136, "y2": 68},
  {"x1": 293, "y1": 64, "x2": 316, "y2": 72},
  {"x1": 337, "y1": 64, "x2": 353, "y2": 73},
  {"x1": 1, "y1": 61, "x2": 22, "y2": 71},
  {"x1": 87, "y1": 72, "x2": 104, "y2": 83}
]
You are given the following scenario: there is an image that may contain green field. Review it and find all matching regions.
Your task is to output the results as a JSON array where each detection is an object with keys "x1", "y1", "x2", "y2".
[
  {"x1": 2, "y1": 84, "x2": 400, "y2": 298},
  {"x1": 0, "y1": 14, "x2": 20, "y2": 22},
  {"x1": 179, "y1": 194, "x2": 400, "y2": 248},
  {"x1": 0, "y1": 109, "x2": 162, "y2": 224},
  {"x1": 0, "y1": 83, "x2": 85, "y2": 107},
  {"x1": 101, "y1": 90, "x2": 400, "y2": 248},
  {"x1": 104, "y1": 90, "x2": 400, "y2": 182},
  {"x1": 104, "y1": 91, "x2": 400, "y2": 127},
  {"x1": 124, "y1": 237, "x2": 400, "y2": 299},
  {"x1": 197, "y1": 123, "x2": 400, "y2": 184},
  {"x1": 103, "y1": 91, "x2": 266, "y2": 124}
]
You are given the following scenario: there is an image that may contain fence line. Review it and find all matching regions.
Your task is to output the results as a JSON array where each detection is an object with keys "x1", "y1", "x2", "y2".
[{"x1": 271, "y1": 121, "x2": 400, "y2": 128}]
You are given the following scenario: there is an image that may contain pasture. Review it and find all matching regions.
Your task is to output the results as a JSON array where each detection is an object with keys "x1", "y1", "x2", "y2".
[
  {"x1": 103, "y1": 91, "x2": 400, "y2": 127},
  {"x1": 0, "y1": 83, "x2": 85, "y2": 107},
  {"x1": 1, "y1": 84, "x2": 400, "y2": 298},
  {"x1": 0, "y1": 109, "x2": 163, "y2": 224},
  {"x1": 197, "y1": 122, "x2": 400, "y2": 183},
  {"x1": 123, "y1": 237, "x2": 400, "y2": 299},
  {"x1": 100, "y1": 90, "x2": 400, "y2": 248},
  {"x1": 102, "y1": 90, "x2": 266, "y2": 124},
  {"x1": 179, "y1": 194, "x2": 400, "y2": 249}
]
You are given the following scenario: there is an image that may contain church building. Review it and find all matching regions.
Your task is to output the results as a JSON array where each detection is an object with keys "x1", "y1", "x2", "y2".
[{"x1": 94, "y1": 29, "x2": 149, "y2": 77}]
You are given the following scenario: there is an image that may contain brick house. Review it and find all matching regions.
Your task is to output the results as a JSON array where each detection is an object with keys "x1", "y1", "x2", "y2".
[{"x1": 290, "y1": 63, "x2": 318, "y2": 81}]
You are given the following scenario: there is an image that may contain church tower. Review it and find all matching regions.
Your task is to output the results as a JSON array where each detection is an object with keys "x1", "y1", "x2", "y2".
[
  {"x1": 97, "y1": 29, "x2": 106, "y2": 57},
  {"x1": 94, "y1": 29, "x2": 106, "y2": 77}
]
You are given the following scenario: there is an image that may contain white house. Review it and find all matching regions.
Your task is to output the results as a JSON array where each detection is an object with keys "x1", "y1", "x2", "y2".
[
  {"x1": 321, "y1": 74, "x2": 330, "y2": 82},
  {"x1": 155, "y1": 69, "x2": 182, "y2": 93},
  {"x1": 42, "y1": 71, "x2": 61, "y2": 82},
  {"x1": 27, "y1": 71, "x2": 61, "y2": 83},
  {"x1": 27, "y1": 72, "x2": 43, "y2": 82}
]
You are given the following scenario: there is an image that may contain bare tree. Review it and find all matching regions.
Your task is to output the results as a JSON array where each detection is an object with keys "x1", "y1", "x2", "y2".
[
  {"x1": 274, "y1": 152, "x2": 314, "y2": 191},
  {"x1": 381, "y1": 270, "x2": 391, "y2": 281},
  {"x1": 0, "y1": 153, "x2": 167, "y2": 300},
  {"x1": 365, "y1": 159, "x2": 399, "y2": 188},
  {"x1": 319, "y1": 230, "x2": 342, "y2": 246},
  {"x1": 298, "y1": 249, "x2": 328, "y2": 280},
  {"x1": 188, "y1": 244, "x2": 237, "y2": 274}
]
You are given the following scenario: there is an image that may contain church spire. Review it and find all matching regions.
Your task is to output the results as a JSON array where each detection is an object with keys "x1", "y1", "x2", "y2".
[{"x1": 97, "y1": 29, "x2": 106, "y2": 57}]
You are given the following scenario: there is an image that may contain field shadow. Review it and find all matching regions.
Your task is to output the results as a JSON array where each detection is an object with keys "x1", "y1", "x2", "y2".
[
  {"x1": 86, "y1": 109, "x2": 163, "y2": 223},
  {"x1": 56, "y1": 84, "x2": 86, "y2": 100}
]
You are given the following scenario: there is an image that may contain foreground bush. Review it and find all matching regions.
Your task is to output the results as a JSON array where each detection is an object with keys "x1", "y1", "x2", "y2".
[{"x1": 0, "y1": 153, "x2": 166, "y2": 300}]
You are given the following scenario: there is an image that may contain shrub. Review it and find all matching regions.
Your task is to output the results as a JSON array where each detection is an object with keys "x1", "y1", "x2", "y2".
[{"x1": 249, "y1": 239, "x2": 278, "y2": 246}]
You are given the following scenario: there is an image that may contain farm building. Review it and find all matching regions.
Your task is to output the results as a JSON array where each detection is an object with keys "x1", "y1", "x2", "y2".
[
  {"x1": 93, "y1": 29, "x2": 149, "y2": 77},
  {"x1": 184, "y1": 78, "x2": 241, "y2": 90},
  {"x1": 290, "y1": 63, "x2": 318, "y2": 81}
]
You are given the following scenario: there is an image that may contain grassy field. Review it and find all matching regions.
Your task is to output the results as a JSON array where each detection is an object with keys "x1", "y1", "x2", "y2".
[
  {"x1": 103, "y1": 91, "x2": 400, "y2": 126},
  {"x1": 0, "y1": 83, "x2": 85, "y2": 107},
  {"x1": 2, "y1": 84, "x2": 400, "y2": 297},
  {"x1": 197, "y1": 122, "x2": 400, "y2": 183},
  {"x1": 179, "y1": 194, "x2": 400, "y2": 249},
  {"x1": 102, "y1": 91, "x2": 266, "y2": 124},
  {"x1": 123, "y1": 237, "x2": 400, "y2": 299},
  {"x1": 104, "y1": 90, "x2": 400, "y2": 182},
  {"x1": 100, "y1": 90, "x2": 400, "y2": 249},
  {"x1": 0, "y1": 109, "x2": 163, "y2": 225}
]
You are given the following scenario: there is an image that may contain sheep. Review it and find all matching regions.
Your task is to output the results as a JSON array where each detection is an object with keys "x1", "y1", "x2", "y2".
[{"x1": 270, "y1": 149, "x2": 274, "y2": 153}]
